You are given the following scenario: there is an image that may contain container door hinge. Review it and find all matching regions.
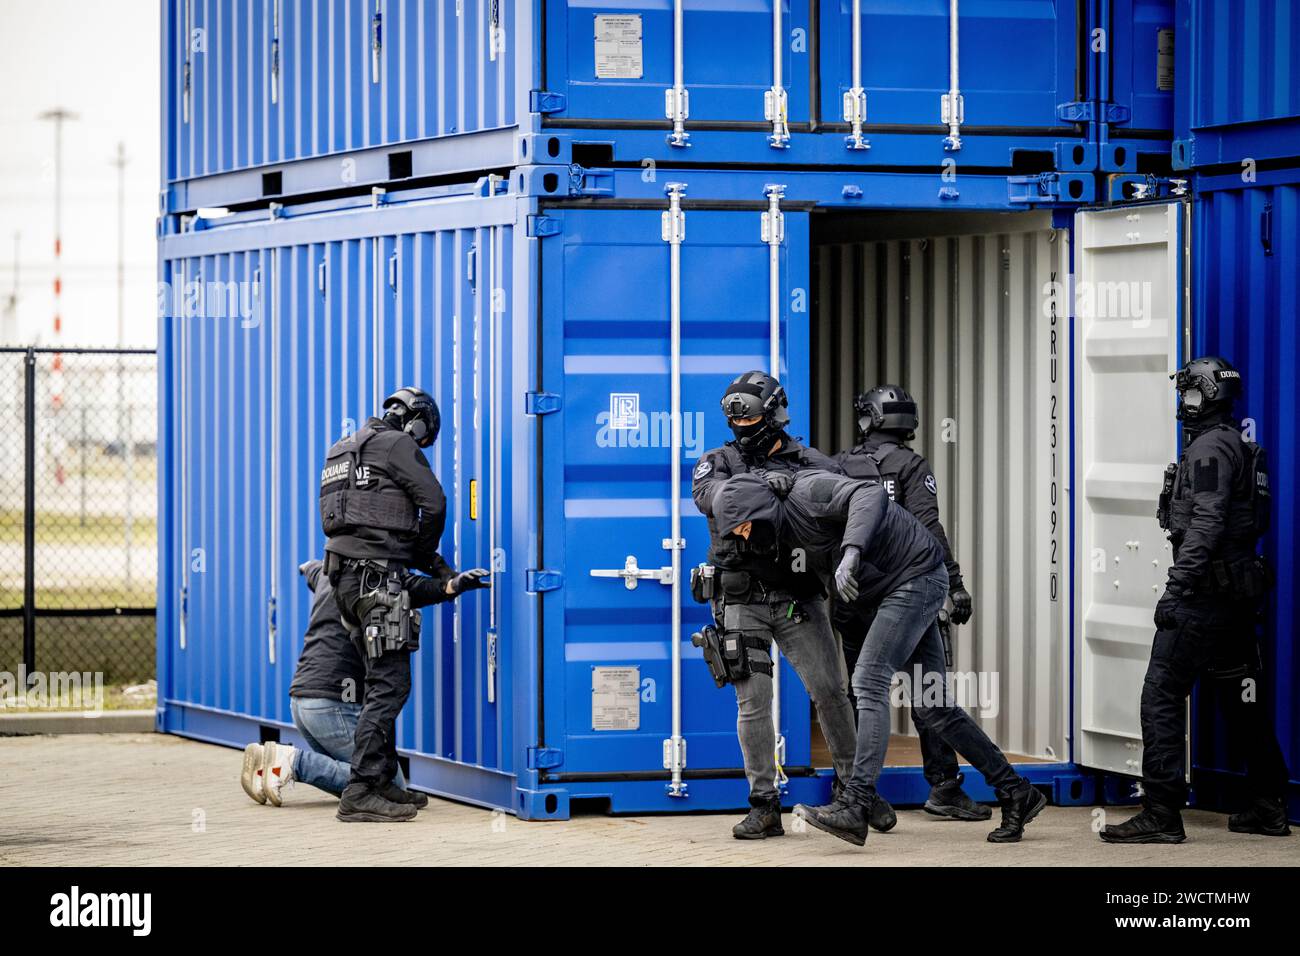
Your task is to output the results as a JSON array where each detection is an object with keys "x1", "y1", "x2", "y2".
[
  {"x1": 527, "y1": 746, "x2": 563, "y2": 770},
  {"x1": 569, "y1": 165, "x2": 614, "y2": 197},
  {"x1": 1008, "y1": 173, "x2": 1061, "y2": 205},
  {"x1": 525, "y1": 569, "x2": 563, "y2": 593},
  {"x1": 1056, "y1": 101, "x2": 1131, "y2": 124},
  {"x1": 526, "y1": 215, "x2": 561, "y2": 238},
  {"x1": 525, "y1": 390, "x2": 561, "y2": 415},
  {"x1": 530, "y1": 90, "x2": 566, "y2": 114}
]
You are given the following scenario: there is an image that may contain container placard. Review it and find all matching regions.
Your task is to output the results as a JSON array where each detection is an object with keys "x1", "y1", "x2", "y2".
[
  {"x1": 1156, "y1": 28, "x2": 1175, "y2": 91},
  {"x1": 594, "y1": 15, "x2": 643, "y2": 80},
  {"x1": 592, "y1": 665, "x2": 640, "y2": 731}
]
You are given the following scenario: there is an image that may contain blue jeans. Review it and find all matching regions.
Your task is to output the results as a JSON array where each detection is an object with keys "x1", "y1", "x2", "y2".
[
  {"x1": 846, "y1": 564, "x2": 1022, "y2": 804},
  {"x1": 290, "y1": 696, "x2": 407, "y2": 796}
]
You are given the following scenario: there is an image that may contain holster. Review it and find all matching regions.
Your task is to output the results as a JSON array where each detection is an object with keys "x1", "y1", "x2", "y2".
[
  {"x1": 689, "y1": 564, "x2": 717, "y2": 604},
  {"x1": 691, "y1": 623, "x2": 774, "y2": 688},
  {"x1": 1207, "y1": 555, "x2": 1273, "y2": 600},
  {"x1": 360, "y1": 568, "x2": 420, "y2": 660}
]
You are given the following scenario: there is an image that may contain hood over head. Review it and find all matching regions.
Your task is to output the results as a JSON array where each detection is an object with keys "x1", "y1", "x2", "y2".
[{"x1": 712, "y1": 473, "x2": 785, "y2": 554}]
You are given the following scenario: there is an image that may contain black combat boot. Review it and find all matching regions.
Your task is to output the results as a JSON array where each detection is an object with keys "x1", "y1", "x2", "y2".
[
  {"x1": 794, "y1": 798, "x2": 870, "y2": 847},
  {"x1": 831, "y1": 774, "x2": 895, "y2": 832},
  {"x1": 379, "y1": 784, "x2": 430, "y2": 810},
  {"x1": 1228, "y1": 797, "x2": 1292, "y2": 837},
  {"x1": 733, "y1": 794, "x2": 784, "y2": 840},
  {"x1": 336, "y1": 783, "x2": 419, "y2": 823},
  {"x1": 987, "y1": 781, "x2": 1047, "y2": 843},
  {"x1": 1099, "y1": 804, "x2": 1186, "y2": 844},
  {"x1": 867, "y1": 793, "x2": 897, "y2": 832},
  {"x1": 924, "y1": 774, "x2": 993, "y2": 821}
]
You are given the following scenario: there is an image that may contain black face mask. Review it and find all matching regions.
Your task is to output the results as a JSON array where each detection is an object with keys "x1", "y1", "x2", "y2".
[{"x1": 730, "y1": 417, "x2": 782, "y2": 458}]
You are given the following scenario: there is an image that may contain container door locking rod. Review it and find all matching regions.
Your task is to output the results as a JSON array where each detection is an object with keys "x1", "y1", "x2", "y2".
[
  {"x1": 941, "y1": 0, "x2": 963, "y2": 150},
  {"x1": 663, "y1": 182, "x2": 688, "y2": 795},
  {"x1": 843, "y1": 0, "x2": 869, "y2": 150},
  {"x1": 765, "y1": 1, "x2": 790, "y2": 148},
  {"x1": 762, "y1": 184, "x2": 787, "y2": 774},
  {"x1": 665, "y1": 0, "x2": 690, "y2": 147}
]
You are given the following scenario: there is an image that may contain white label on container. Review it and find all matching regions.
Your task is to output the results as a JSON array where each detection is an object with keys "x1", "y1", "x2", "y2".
[
  {"x1": 1157, "y1": 28, "x2": 1175, "y2": 91},
  {"x1": 592, "y1": 665, "x2": 640, "y2": 731},
  {"x1": 594, "y1": 14, "x2": 643, "y2": 80}
]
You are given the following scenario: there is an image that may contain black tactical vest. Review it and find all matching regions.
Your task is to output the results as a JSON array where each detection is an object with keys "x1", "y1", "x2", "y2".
[{"x1": 319, "y1": 425, "x2": 420, "y2": 539}]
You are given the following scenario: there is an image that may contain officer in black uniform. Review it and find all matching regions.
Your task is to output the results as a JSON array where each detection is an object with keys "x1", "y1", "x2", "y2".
[
  {"x1": 320, "y1": 386, "x2": 490, "y2": 823},
  {"x1": 1102, "y1": 357, "x2": 1291, "y2": 843},
  {"x1": 691, "y1": 371, "x2": 891, "y2": 839},
  {"x1": 835, "y1": 385, "x2": 986, "y2": 821}
]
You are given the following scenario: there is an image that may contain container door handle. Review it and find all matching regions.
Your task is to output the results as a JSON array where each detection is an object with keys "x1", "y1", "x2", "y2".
[
  {"x1": 664, "y1": 0, "x2": 689, "y2": 147},
  {"x1": 589, "y1": 555, "x2": 675, "y2": 590},
  {"x1": 941, "y1": 0, "x2": 963, "y2": 150}
]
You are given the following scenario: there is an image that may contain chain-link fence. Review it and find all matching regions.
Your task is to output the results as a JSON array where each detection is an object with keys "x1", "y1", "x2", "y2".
[{"x1": 0, "y1": 347, "x2": 157, "y2": 705}]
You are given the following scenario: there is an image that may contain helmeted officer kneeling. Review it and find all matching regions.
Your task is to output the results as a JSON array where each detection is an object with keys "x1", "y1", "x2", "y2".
[
  {"x1": 1102, "y1": 357, "x2": 1291, "y2": 844},
  {"x1": 835, "y1": 385, "x2": 985, "y2": 821},
  {"x1": 691, "y1": 371, "x2": 889, "y2": 840},
  {"x1": 320, "y1": 386, "x2": 490, "y2": 823}
]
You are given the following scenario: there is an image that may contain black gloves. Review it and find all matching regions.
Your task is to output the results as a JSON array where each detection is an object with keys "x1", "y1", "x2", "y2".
[
  {"x1": 1154, "y1": 588, "x2": 1182, "y2": 630},
  {"x1": 447, "y1": 568, "x2": 492, "y2": 596},
  {"x1": 949, "y1": 587, "x2": 973, "y2": 625},
  {"x1": 764, "y1": 471, "x2": 794, "y2": 499},
  {"x1": 834, "y1": 546, "x2": 861, "y2": 603}
]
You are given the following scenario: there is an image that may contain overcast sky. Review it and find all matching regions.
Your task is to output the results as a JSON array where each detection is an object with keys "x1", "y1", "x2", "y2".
[{"x1": 0, "y1": 0, "x2": 160, "y2": 347}]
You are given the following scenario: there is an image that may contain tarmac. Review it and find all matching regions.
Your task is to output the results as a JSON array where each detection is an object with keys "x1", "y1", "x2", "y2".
[{"x1": 1, "y1": 733, "x2": 1295, "y2": 867}]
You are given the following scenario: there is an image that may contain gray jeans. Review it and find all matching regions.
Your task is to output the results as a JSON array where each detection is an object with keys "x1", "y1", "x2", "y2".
[{"x1": 721, "y1": 597, "x2": 858, "y2": 801}]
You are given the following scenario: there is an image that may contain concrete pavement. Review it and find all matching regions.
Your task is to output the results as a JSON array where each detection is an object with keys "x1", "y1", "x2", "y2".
[{"x1": 0, "y1": 733, "x2": 1294, "y2": 866}]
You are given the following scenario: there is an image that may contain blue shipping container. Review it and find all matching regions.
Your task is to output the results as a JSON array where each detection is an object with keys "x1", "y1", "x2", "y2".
[
  {"x1": 159, "y1": 166, "x2": 1112, "y2": 816},
  {"x1": 161, "y1": 1, "x2": 1176, "y2": 210},
  {"x1": 1172, "y1": 0, "x2": 1300, "y2": 168}
]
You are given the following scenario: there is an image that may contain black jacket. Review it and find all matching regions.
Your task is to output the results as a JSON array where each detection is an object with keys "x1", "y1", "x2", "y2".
[
  {"x1": 713, "y1": 470, "x2": 944, "y2": 608},
  {"x1": 1165, "y1": 419, "x2": 1260, "y2": 596},
  {"x1": 836, "y1": 436, "x2": 965, "y2": 593},
  {"x1": 691, "y1": 434, "x2": 841, "y2": 598},
  {"x1": 288, "y1": 560, "x2": 365, "y2": 701},
  {"x1": 322, "y1": 416, "x2": 452, "y2": 576}
]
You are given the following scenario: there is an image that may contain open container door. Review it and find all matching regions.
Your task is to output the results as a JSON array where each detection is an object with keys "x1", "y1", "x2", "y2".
[{"x1": 1073, "y1": 201, "x2": 1184, "y2": 776}]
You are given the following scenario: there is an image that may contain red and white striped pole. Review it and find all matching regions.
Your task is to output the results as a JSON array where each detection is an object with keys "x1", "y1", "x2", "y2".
[{"x1": 39, "y1": 108, "x2": 76, "y2": 484}]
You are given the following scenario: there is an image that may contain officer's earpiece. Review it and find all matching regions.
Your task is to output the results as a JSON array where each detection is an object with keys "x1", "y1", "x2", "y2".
[{"x1": 405, "y1": 418, "x2": 428, "y2": 445}]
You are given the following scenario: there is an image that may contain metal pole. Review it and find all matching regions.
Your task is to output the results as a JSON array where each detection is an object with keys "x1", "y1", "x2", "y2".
[
  {"x1": 665, "y1": 0, "x2": 689, "y2": 147},
  {"x1": 663, "y1": 183, "x2": 688, "y2": 796},
  {"x1": 844, "y1": 0, "x2": 869, "y2": 149},
  {"x1": 942, "y1": 0, "x2": 963, "y2": 150},
  {"x1": 23, "y1": 348, "x2": 36, "y2": 685},
  {"x1": 765, "y1": 0, "x2": 789, "y2": 147},
  {"x1": 79, "y1": 406, "x2": 87, "y2": 526},
  {"x1": 763, "y1": 184, "x2": 786, "y2": 774},
  {"x1": 113, "y1": 143, "x2": 132, "y2": 587}
]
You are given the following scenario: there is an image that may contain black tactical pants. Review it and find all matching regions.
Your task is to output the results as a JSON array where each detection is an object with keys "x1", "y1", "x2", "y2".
[
  {"x1": 838, "y1": 605, "x2": 960, "y2": 787},
  {"x1": 333, "y1": 562, "x2": 413, "y2": 790},
  {"x1": 1141, "y1": 596, "x2": 1290, "y2": 811}
]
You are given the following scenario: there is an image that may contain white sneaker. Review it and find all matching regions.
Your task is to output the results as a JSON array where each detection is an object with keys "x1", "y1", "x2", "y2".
[
  {"x1": 261, "y1": 742, "x2": 298, "y2": 807},
  {"x1": 241, "y1": 743, "x2": 267, "y2": 804}
]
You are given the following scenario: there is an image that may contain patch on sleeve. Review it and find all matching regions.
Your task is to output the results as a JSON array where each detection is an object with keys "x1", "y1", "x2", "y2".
[
  {"x1": 923, "y1": 474, "x2": 938, "y2": 495},
  {"x1": 1193, "y1": 457, "x2": 1219, "y2": 493},
  {"x1": 693, "y1": 458, "x2": 713, "y2": 480}
]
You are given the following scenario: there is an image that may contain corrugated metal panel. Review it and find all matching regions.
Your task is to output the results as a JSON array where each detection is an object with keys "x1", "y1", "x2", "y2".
[
  {"x1": 166, "y1": 0, "x2": 516, "y2": 183},
  {"x1": 812, "y1": 214, "x2": 1067, "y2": 760},
  {"x1": 1192, "y1": 173, "x2": 1300, "y2": 803},
  {"x1": 1173, "y1": 0, "x2": 1300, "y2": 166},
  {"x1": 819, "y1": 0, "x2": 1078, "y2": 131}
]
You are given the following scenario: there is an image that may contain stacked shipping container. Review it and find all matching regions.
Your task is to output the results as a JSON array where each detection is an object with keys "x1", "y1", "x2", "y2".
[{"x1": 157, "y1": 1, "x2": 1296, "y2": 820}]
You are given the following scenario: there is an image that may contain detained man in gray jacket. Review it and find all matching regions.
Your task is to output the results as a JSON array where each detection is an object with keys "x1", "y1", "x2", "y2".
[{"x1": 712, "y1": 470, "x2": 1046, "y2": 848}]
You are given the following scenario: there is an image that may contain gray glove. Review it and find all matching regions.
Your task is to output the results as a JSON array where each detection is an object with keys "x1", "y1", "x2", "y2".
[
  {"x1": 448, "y1": 568, "x2": 492, "y2": 595},
  {"x1": 834, "y1": 547, "x2": 861, "y2": 603}
]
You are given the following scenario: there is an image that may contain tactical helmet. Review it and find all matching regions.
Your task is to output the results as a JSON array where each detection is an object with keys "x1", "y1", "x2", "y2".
[
  {"x1": 854, "y1": 384, "x2": 919, "y2": 439},
  {"x1": 382, "y1": 385, "x2": 441, "y2": 447},
  {"x1": 721, "y1": 371, "x2": 790, "y2": 457},
  {"x1": 1171, "y1": 356, "x2": 1241, "y2": 422}
]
